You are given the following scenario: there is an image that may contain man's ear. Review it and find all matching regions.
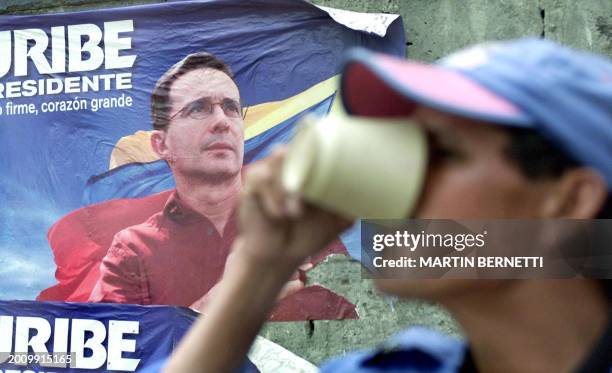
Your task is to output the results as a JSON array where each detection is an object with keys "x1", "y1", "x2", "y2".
[
  {"x1": 541, "y1": 168, "x2": 607, "y2": 219},
  {"x1": 151, "y1": 130, "x2": 171, "y2": 161}
]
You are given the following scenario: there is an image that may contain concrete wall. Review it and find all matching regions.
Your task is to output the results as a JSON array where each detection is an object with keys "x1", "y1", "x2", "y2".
[
  {"x1": 2, "y1": 0, "x2": 611, "y2": 365},
  {"x1": 314, "y1": 0, "x2": 612, "y2": 60}
]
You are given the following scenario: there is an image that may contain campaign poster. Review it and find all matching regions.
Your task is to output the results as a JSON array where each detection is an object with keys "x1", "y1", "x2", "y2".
[{"x1": 0, "y1": 0, "x2": 404, "y2": 329}]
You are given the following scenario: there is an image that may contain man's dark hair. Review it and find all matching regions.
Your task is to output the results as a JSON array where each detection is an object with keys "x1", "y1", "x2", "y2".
[
  {"x1": 504, "y1": 127, "x2": 611, "y2": 219},
  {"x1": 504, "y1": 127, "x2": 611, "y2": 302},
  {"x1": 151, "y1": 52, "x2": 236, "y2": 131}
]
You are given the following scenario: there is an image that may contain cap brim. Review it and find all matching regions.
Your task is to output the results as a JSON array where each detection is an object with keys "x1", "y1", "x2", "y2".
[{"x1": 340, "y1": 49, "x2": 533, "y2": 127}]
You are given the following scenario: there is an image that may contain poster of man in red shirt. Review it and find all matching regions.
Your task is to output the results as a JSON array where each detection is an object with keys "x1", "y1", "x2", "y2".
[
  {"x1": 88, "y1": 53, "x2": 246, "y2": 306},
  {"x1": 40, "y1": 51, "x2": 356, "y2": 320},
  {"x1": 26, "y1": 0, "x2": 407, "y2": 322}
]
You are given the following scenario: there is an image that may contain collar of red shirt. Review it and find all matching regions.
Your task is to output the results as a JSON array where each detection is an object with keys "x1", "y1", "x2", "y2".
[{"x1": 162, "y1": 190, "x2": 238, "y2": 238}]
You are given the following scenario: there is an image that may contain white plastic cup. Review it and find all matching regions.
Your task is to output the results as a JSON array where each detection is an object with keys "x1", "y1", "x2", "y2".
[{"x1": 282, "y1": 114, "x2": 428, "y2": 219}]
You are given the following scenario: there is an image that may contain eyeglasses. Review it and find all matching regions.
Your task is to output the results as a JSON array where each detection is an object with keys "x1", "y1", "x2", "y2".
[{"x1": 170, "y1": 97, "x2": 246, "y2": 121}]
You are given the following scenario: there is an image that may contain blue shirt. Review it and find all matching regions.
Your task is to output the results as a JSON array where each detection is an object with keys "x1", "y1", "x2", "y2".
[
  {"x1": 320, "y1": 328, "x2": 471, "y2": 373},
  {"x1": 320, "y1": 322, "x2": 612, "y2": 373}
]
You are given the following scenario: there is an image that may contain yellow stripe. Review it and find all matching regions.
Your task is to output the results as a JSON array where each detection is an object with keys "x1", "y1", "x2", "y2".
[
  {"x1": 109, "y1": 131, "x2": 156, "y2": 170},
  {"x1": 109, "y1": 75, "x2": 339, "y2": 170},
  {"x1": 244, "y1": 75, "x2": 339, "y2": 139}
]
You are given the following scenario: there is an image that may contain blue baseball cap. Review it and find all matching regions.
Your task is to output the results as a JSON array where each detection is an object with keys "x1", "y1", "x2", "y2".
[{"x1": 340, "y1": 38, "x2": 612, "y2": 188}]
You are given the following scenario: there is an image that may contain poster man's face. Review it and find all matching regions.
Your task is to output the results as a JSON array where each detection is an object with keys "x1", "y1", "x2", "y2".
[{"x1": 154, "y1": 67, "x2": 245, "y2": 182}]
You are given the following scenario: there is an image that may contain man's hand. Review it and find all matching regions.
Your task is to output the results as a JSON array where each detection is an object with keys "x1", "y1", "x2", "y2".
[{"x1": 238, "y1": 147, "x2": 352, "y2": 266}]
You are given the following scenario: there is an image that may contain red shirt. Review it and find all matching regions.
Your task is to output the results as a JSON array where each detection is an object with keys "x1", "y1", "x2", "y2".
[{"x1": 89, "y1": 190, "x2": 237, "y2": 306}]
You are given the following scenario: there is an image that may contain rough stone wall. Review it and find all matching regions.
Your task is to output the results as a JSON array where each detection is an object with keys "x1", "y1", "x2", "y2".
[{"x1": 2, "y1": 0, "x2": 612, "y2": 365}]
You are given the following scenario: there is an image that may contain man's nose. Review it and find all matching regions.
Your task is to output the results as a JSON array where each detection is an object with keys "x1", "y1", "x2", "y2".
[{"x1": 209, "y1": 106, "x2": 231, "y2": 133}]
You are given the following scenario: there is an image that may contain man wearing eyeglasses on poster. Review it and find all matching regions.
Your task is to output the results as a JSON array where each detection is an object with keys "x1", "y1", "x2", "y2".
[{"x1": 89, "y1": 52, "x2": 252, "y2": 307}]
